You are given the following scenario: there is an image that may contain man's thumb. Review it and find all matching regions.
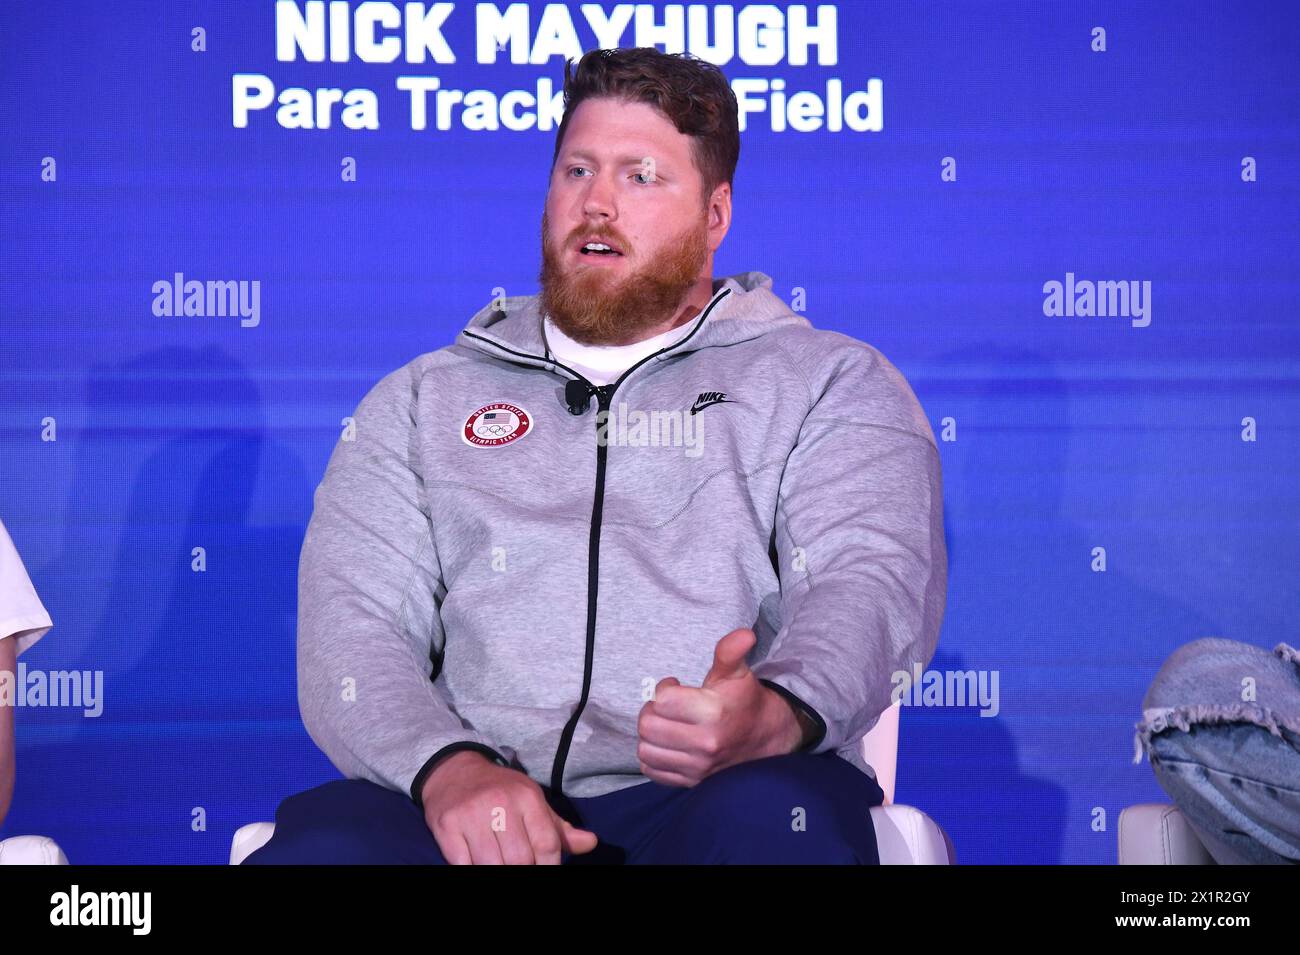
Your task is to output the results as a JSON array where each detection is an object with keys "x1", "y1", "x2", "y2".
[
  {"x1": 557, "y1": 814, "x2": 599, "y2": 854},
  {"x1": 702, "y1": 627, "x2": 757, "y2": 688}
]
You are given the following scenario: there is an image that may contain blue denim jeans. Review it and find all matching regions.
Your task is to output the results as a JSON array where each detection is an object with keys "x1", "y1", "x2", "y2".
[{"x1": 1134, "y1": 637, "x2": 1300, "y2": 864}]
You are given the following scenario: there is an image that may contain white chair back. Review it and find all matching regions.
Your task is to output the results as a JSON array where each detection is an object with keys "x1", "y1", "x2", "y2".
[{"x1": 859, "y1": 699, "x2": 901, "y2": 805}]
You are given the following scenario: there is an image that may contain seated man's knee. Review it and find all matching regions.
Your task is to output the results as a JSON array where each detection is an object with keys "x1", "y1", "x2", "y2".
[
  {"x1": 691, "y1": 754, "x2": 849, "y2": 812},
  {"x1": 245, "y1": 779, "x2": 446, "y2": 865},
  {"x1": 663, "y1": 754, "x2": 878, "y2": 863},
  {"x1": 1143, "y1": 636, "x2": 1269, "y2": 711},
  {"x1": 1139, "y1": 636, "x2": 1299, "y2": 763}
]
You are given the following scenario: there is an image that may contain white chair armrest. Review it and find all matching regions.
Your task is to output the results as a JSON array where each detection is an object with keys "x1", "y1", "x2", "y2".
[
  {"x1": 870, "y1": 804, "x2": 955, "y2": 864},
  {"x1": 1118, "y1": 803, "x2": 1216, "y2": 864},
  {"x1": 230, "y1": 822, "x2": 277, "y2": 865},
  {"x1": 860, "y1": 700, "x2": 901, "y2": 805},
  {"x1": 0, "y1": 835, "x2": 70, "y2": 865}
]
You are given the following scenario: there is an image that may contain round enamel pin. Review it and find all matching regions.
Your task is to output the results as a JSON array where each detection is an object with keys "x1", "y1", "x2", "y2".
[{"x1": 462, "y1": 402, "x2": 532, "y2": 447}]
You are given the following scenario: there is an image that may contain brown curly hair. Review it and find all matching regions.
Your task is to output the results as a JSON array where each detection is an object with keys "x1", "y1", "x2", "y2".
[{"x1": 550, "y1": 47, "x2": 740, "y2": 205}]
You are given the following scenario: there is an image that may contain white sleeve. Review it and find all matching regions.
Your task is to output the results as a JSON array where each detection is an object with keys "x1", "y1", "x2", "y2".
[{"x1": 0, "y1": 517, "x2": 53, "y2": 657}]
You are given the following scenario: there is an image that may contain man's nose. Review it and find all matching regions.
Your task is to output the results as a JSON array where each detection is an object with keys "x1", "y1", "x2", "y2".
[{"x1": 581, "y1": 169, "x2": 618, "y2": 220}]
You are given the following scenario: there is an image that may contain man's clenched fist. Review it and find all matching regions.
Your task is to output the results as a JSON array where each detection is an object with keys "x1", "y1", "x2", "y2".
[{"x1": 636, "y1": 627, "x2": 811, "y2": 787}]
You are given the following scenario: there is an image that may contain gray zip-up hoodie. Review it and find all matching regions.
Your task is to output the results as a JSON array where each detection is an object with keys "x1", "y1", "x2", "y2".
[{"x1": 298, "y1": 270, "x2": 947, "y2": 804}]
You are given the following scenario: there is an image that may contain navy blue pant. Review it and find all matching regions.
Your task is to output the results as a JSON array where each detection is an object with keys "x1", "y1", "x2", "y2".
[{"x1": 243, "y1": 751, "x2": 885, "y2": 864}]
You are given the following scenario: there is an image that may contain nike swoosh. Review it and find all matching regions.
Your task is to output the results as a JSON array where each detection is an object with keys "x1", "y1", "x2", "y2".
[{"x1": 690, "y1": 398, "x2": 731, "y2": 415}]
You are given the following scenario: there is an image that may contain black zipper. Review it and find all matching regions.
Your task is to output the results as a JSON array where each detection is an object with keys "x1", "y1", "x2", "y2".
[
  {"x1": 548, "y1": 288, "x2": 735, "y2": 796},
  {"x1": 549, "y1": 380, "x2": 613, "y2": 794},
  {"x1": 463, "y1": 288, "x2": 734, "y2": 797}
]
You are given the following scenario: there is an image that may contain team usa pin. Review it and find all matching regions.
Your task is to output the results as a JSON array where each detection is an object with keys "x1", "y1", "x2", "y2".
[{"x1": 462, "y1": 402, "x2": 532, "y2": 447}]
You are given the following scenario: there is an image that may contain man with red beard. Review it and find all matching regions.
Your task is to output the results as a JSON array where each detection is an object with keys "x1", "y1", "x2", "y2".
[{"x1": 246, "y1": 47, "x2": 946, "y2": 866}]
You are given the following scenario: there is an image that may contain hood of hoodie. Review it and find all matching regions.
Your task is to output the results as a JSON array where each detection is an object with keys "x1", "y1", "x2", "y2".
[{"x1": 456, "y1": 270, "x2": 811, "y2": 375}]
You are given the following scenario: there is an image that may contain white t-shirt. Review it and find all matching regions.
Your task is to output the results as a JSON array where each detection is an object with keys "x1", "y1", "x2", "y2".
[
  {"x1": 0, "y1": 517, "x2": 52, "y2": 657},
  {"x1": 542, "y1": 314, "x2": 695, "y2": 386}
]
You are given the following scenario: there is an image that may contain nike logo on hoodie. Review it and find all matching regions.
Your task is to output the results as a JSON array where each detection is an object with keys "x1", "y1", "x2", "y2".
[{"x1": 690, "y1": 391, "x2": 732, "y2": 415}]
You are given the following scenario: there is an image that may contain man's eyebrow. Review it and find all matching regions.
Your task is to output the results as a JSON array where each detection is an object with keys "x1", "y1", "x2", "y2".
[{"x1": 562, "y1": 149, "x2": 667, "y2": 167}]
